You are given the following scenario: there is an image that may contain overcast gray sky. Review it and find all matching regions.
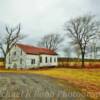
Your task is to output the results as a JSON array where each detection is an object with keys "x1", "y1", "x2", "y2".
[{"x1": 0, "y1": 0, "x2": 99, "y2": 44}]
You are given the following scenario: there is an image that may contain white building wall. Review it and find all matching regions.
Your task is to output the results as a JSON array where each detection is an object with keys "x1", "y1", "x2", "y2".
[
  {"x1": 6, "y1": 46, "x2": 58, "y2": 69},
  {"x1": 25, "y1": 54, "x2": 58, "y2": 69},
  {"x1": 39, "y1": 55, "x2": 58, "y2": 67},
  {"x1": 6, "y1": 45, "x2": 27, "y2": 69},
  {"x1": 26, "y1": 55, "x2": 39, "y2": 69}
]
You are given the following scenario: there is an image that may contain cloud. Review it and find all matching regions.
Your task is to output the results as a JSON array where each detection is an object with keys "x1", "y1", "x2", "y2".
[{"x1": 0, "y1": 0, "x2": 99, "y2": 44}]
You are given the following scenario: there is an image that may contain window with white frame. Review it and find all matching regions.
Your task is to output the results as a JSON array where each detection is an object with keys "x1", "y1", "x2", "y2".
[
  {"x1": 54, "y1": 57, "x2": 56, "y2": 62},
  {"x1": 20, "y1": 58, "x2": 22, "y2": 64},
  {"x1": 45, "y1": 57, "x2": 48, "y2": 63},
  {"x1": 40, "y1": 57, "x2": 42, "y2": 63},
  {"x1": 31, "y1": 59, "x2": 35, "y2": 64},
  {"x1": 50, "y1": 57, "x2": 52, "y2": 63}
]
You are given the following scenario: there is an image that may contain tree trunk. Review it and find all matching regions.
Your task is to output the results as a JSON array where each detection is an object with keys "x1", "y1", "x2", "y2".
[
  {"x1": 4, "y1": 55, "x2": 6, "y2": 68},
  {"x1": 81, "y1": 52, "x2": 85, "y2": 68}
]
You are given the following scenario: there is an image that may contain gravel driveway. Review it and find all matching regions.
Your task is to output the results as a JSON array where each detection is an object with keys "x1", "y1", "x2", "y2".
[{"x1": 0, "y1": 73, "x2": 90, "y2": 100}]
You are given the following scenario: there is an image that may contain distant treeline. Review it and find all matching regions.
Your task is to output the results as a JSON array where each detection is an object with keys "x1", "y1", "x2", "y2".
[
  {"x1": 0, "y1": 58, "x2": 4, "y2": 62},
  {"x1": 58, "y1": 58, "x2": 100, "y2": 62}
]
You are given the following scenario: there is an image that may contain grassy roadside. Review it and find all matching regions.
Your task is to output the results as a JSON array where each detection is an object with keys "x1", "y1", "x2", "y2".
[
  {"x1": 0, "y1": 68, "x2": 100, "y2": 99},
  {"x1": 32, "y1": 68, "x2": 100, "y2": 100}
]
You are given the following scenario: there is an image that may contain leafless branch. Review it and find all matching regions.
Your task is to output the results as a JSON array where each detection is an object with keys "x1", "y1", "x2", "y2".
[{"x1": 64, "y1": 15, "x2": 100, "y2": 67}]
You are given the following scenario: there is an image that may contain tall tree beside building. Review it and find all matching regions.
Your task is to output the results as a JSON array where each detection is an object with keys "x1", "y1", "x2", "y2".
[
  {"x1": 64, "y1": 15, "x2": 100, "y2": 67},
  {"x1": 0, "y1": 24, "x2": 25, "y2": 66}
]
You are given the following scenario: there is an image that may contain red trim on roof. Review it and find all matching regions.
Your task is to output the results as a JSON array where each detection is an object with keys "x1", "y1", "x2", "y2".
[{"x1": 16, "y1": 43, "x2": 57, "y2": 55}]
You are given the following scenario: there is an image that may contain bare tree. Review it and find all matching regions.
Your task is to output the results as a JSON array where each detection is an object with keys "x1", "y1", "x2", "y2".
[
  {"x1": 37, "y1": 33, "x2": 64, "y2": 51},
  {"x1": 64, "y1": 15, "x2": 100, "y2": 67},
  {"x1": 0, "y1": 24, "x2": 24, "y2": 66}
]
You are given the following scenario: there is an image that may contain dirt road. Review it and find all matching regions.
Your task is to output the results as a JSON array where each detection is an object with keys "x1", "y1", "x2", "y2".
[{"x1": 0, "y1": 73, "x2": 90, "y2": 100}]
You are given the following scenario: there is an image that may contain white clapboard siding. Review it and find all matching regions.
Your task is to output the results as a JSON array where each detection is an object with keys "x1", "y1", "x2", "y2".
[{"x1": 6, "y1": 45, "x2": 58, "y2": 69}]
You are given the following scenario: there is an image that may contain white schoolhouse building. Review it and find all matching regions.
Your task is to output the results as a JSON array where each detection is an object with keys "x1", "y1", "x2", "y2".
[{"x1": 6, "y1": 44, "x2": 58, "y2": 69}]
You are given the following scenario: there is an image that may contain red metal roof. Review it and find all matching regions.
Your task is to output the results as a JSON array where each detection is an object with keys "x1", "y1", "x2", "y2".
[{"x1": 16, "y1": 44, "x2": 57, "y2": 55}]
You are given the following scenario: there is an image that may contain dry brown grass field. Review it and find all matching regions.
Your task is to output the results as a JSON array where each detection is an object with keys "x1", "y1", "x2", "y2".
[
  {"x1": 0, "y1": 68, "x2": 100, "y2": 100},
  {"x1": 58, "y1": 61, "x2": 100, "y2": 68},
  {"x1": 0, "y1": 60, "x2": 100, "y2": 99}
]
